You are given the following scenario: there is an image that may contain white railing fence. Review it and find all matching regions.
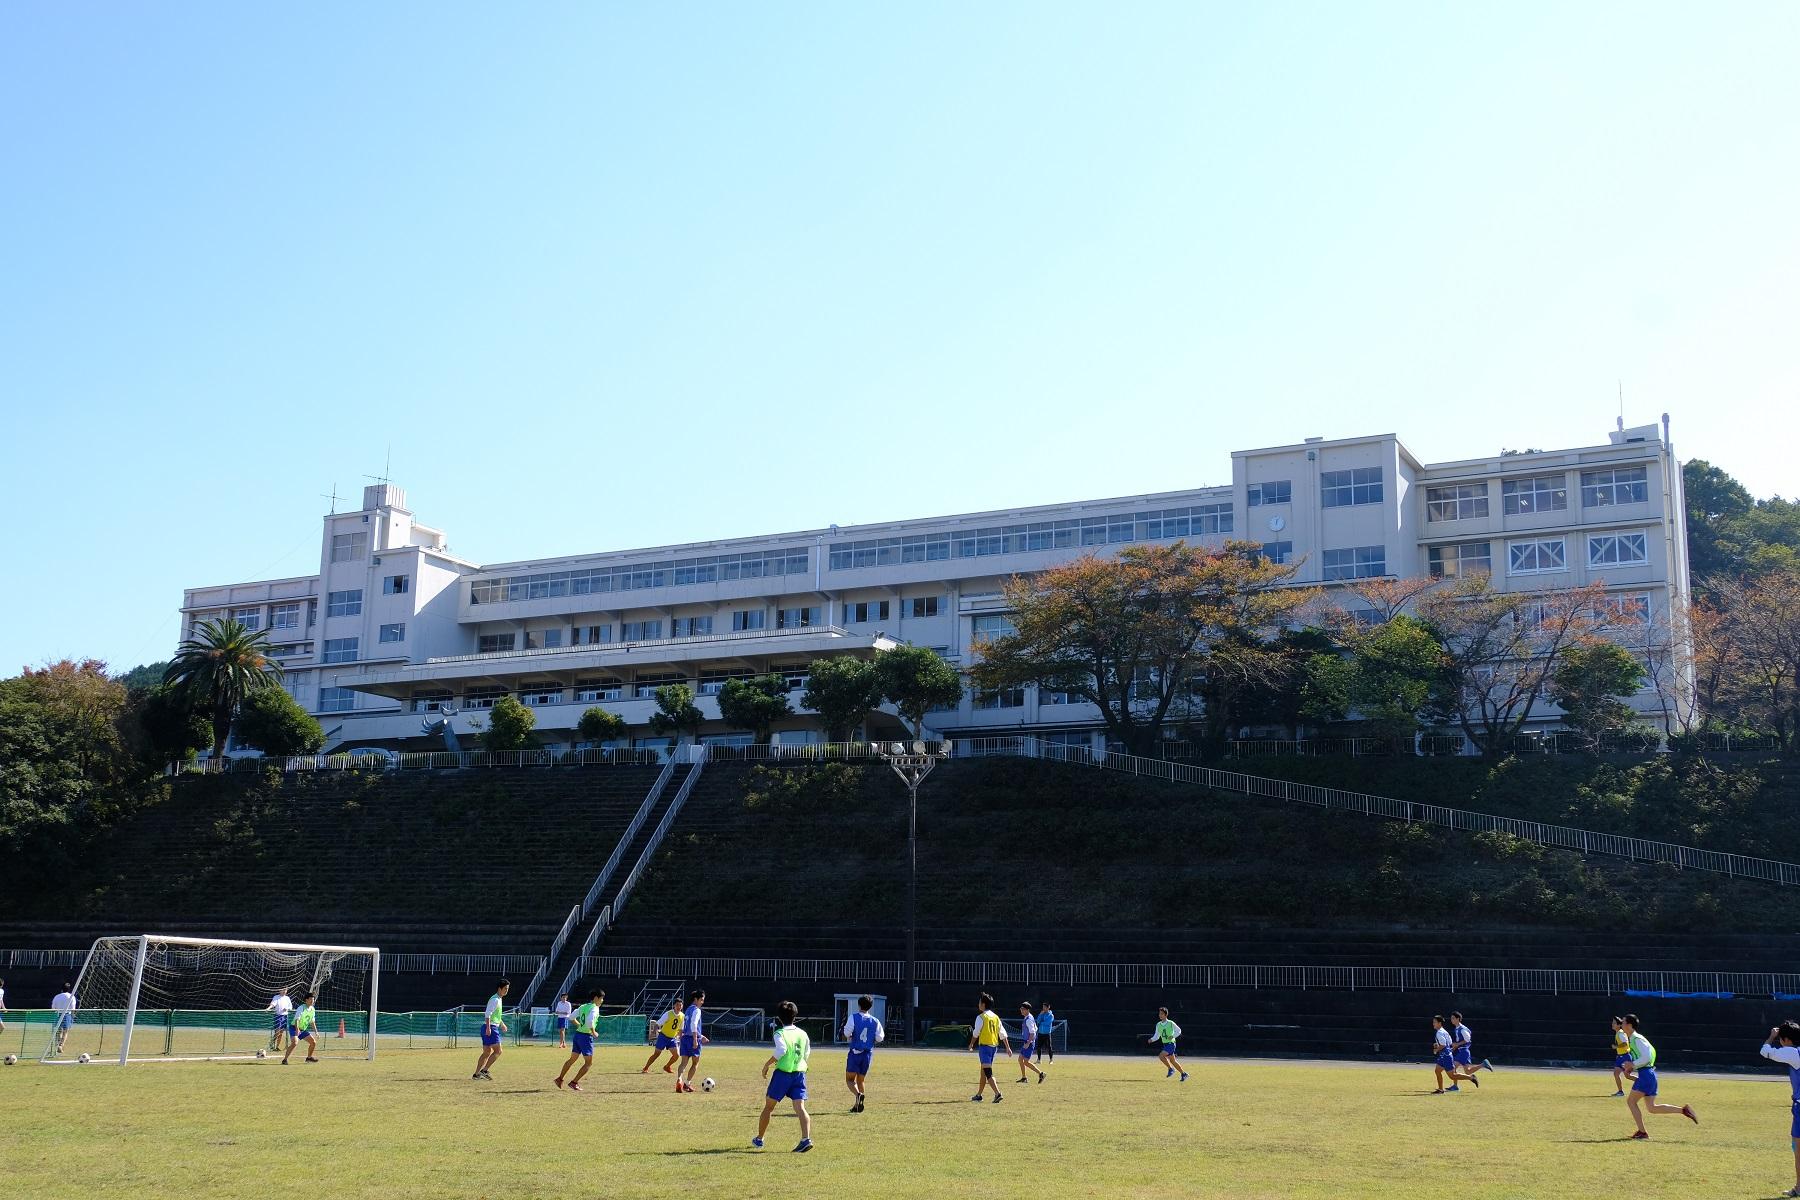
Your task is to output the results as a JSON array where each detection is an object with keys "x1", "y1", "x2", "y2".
[{"x1": 1, "y1": 949, "x2": 544, "y2": 976}]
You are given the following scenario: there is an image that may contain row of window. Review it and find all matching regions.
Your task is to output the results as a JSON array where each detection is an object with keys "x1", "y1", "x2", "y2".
[
  {"x1": 468, "y1": 550, "x2": 812, "y2": 605},
  {"x1": 210, "y1": 601, "x2": 310, "y2": 634},
  {"x1": 1426, "y1": 467, "x2": 1650, "y2": 522},
  {"x1": 826, "y1": 504, "x2": 1234, "y2": 570},
  {"x1": 1428, "y1": 532, "x2": 1651, "y2": 577}
]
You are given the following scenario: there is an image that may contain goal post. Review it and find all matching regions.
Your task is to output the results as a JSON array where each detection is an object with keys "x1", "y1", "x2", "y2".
[{"x1": 59, "y1": 934, "x2": 380, "y2": 1064}]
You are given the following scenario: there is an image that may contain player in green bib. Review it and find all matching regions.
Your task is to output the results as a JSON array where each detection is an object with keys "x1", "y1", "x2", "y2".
[
  {"x1": 1147, "y1": 1006, "x2": 1189, "y2": 1082},
  {"x1": 754, "y1": 1000, "x2": 814, "y2": 1152},
  {"x1": 555, "y1": 987, "x2": 605, "y2": 1092},
  {"x1": 281, "y1": 992, "x2": 319, "y2": 1065}
]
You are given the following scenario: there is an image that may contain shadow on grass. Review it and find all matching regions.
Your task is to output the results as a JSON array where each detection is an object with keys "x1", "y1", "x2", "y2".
[
  {"x1": 1558, "y1": 1137, "x2": 1645, "y2": 1143},
  {"x1": 643, "y1": 1147, "x2": 759, "y2": 1157}
]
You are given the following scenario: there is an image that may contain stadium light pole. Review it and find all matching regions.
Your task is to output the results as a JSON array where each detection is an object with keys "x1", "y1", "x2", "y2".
[{"x1": 879, "y1": 739, "x2": 946, "y2": 1045}]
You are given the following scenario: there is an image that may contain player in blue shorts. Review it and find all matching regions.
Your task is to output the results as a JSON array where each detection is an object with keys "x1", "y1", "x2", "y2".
[
  {"x1": 642, "y1": 1004, "x2": 684, "y2": 1074},
  {"x1": 1610, "y1": 1016, "x2": 1634, "y2": 1096},
  {"x1": 1622, "y1": 1013, "x2": 1697, "y2": 1138},
  {"x1": 472, "y1": 978, "x2": 509, "y2": 1081},
  {"x1": 1429, "y1": 1015, "x2": 1478, "y2": 1093},
  {"x1": 1149, "y1": 1007, "x2": 1189, "y2": 1082},
  {"x1": 1447, "y1": 1012, "x2": 1494, "y2": 1081},
  {"x1": 842, "y1": 993, "x2": 885, "y2": 1112},
  {"x1": 552, "y1": 993, "x2": 573, "y2": 1049},
  {"x1": 554, "y1": 988, "x2": 605, "y2": 1092},
  {"x1": 676, "y1": 988, "x2": 708, "y2": 1094},
  {"x1": 1760, "y1": 1020, "x2": 1800, "y2": 1196},
  {"x1": 266, "y1": 988, "x2": 294, "y2": 1053},
  {"x1": 1015, "y1": 1001, "x2": 1047, "y2": 1083},
  {"x1": 754, "y1": 1000, "x2": 814, "y2": 1152},
  {"x1": 969, "y1": 992, "x2": 1011, "y2": 1102}
]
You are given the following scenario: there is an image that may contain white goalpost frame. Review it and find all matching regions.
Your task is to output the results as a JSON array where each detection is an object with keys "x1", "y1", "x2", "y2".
[{"x1": 72, "y1": 934, "x2": 381, "y2": 1065}]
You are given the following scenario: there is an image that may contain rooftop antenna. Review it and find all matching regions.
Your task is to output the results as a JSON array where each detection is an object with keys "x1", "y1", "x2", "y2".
[
  {"x1": 1617, "y1": 381, "x2": 1624, "y2": 432},
  {"x1": 364, "y1": 446, "x2": 393, "y2": 489},
  {"x1": 320, "y1": 483, "x2": 345, "y2": 514}
]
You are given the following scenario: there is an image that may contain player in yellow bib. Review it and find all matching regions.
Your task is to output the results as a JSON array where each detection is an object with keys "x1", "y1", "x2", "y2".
[
  {"x1": 642, "y1": 1004, "x2": 684, "y2": 1074},
  {"x1": 754, "y1": 1000, "x2": 813, "y2": 1152},
  {"x1": 281, "y1": 991, "x2": 319, "y2": 1065},
  {"x1": 967, "y1": 992, "x2": 1011, "y2": 1103},
  {"x1": 1610, "y1": 1015, "x2": 1634, "y2": 1097}
]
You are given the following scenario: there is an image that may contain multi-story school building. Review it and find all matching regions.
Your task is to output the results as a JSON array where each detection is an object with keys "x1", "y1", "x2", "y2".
[{"x1": 179, "y1": 421, "x2": 1690, "y2": 753}]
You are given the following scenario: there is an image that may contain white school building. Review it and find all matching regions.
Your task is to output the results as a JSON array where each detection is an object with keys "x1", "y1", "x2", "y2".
[{"x1": 179, "y1": 422, "x2": 1690, "y2": 753}]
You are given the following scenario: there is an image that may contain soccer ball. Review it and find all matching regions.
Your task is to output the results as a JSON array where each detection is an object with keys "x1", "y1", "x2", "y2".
[
  {"x1": 255, "y1": 1049, "x2": 267, "y2": 1059},
  {"x1": 3, "y1": 1054, "x2": 16, "y2": 1066},
  {"x1": 701, "y1": 1077, "x2": 716, "y2": 1091},
  {"x1": 78, "y1": 1053, "x2": 92, "y2": 1064}
]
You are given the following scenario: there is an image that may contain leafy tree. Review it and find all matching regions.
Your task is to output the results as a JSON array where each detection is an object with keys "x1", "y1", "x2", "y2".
[
  {"x1": 971, "y1": 542, "x2": 1305, "y2": 755},
  {"x1": 717, "y1": 674, "x2": 791, "y2": 745},
  {"x1": 875, "y1": 645, "x2": 963, "y2": 739},
  {"x1": 164, "y1": 618, "x2": 283, "y2": 759},
  {"x1": 802, "y1": 657, "x2": 885, "y2": 742},
  {"x1": 482, "y1": 694, "x2": 537, "y2": 752},
  {"x1": 1418, "y1": 576, "x2": 1608, "y2": 758},
  {"x1": 1684, "y1": 459, "x2": 1754, "y2": 589},
  {"x1": 1225, "y1": 626, "x2": 1338, "y2": 738},
  {"x1": 1551, "y1": 640, "x2": 1648, "y2": 749},
  {"x1": 1302, "y1": 615, "x2": 1449, "y2": 740},
  {"x1": 648, "y1": 683, "x2": 704, "y2": 747},
  {"x1": 1711, "y1": 568, "x2": 1800, "y2": 754},
  {"x1": 131, "y1": 681, "x2": 213, "y2": 765},
  {"x1": 233, "y1": 688, "x2": 327, "y2": 757},
  {"x1": 576, "y1": 706, "x2": 626, "y2": 744},
  {"x1": 115, "y1": 661, "x2": 172, "y2": 693}
]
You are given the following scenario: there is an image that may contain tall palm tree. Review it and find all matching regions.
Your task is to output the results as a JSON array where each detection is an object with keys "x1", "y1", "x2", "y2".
[{"x1": 164, "y1": 617, "x2": 284, "y2": 759}]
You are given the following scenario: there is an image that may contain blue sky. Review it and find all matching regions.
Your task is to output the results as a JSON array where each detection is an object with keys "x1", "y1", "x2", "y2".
[{"x1": 2, "y1": 2, "x2": 1796, "y2": 673}]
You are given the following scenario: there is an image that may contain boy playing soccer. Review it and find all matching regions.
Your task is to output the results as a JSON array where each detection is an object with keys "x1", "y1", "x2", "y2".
[
  {"x1": 1447, "y1": 1012, "x2": 1494, "y2": 1080},
  {"x1": 1149, "y1": 1007, "x2": 1189, "y2": 1082},
  {"x1": 676, "y1": 988, "x2": 708, "y2": 1094},
  {"x1": 1622, "y1": 1014, "x2": 1696, "y2": 1138},
  {"x1": 1016, "y1": 1001, "x2": 1047, "y2": 1083},
  {"x1": 472, "y1": 979, "x2": 509, "y2": 1080},
  {"x1": 267, "y1": 988, "x2": 294, "y2": 1053},
  {"x1": 1760, "y1": 1020, "x2": 1800, "y2": 1196},
  {"x1": 642, "y1": 1003, "x2": 683, "y2": 1074},
  {"x1": 554, "y1": 988, "x2": 605, "y2": 1092},
  {"x1": 843, "y1": 993, "x2": 884, "y2": 1112},
  {"x1": 553, "y1": 993, "x2": 573, "y2": 1049},
  {"x1": 969, "y1": 992, "x2": 1010, "y2": 1103},
  {"x1": 1610, "y1": 1016, "x2": 1633, "y2": 1096},
  {"x1": 754, "y1": 1000, "x2": 814, "y2": 1153},
  {"x1": 281, "y1": 992, "x2": 319, "y2": 1064},
  {"x1": 1430, "y1": 1015, "x2": 1478, "y2": 1092}
]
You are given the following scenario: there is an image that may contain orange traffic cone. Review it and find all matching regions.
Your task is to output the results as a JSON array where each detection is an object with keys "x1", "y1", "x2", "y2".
[{"x1": 337, "y1": 1018, "x2": 347, "y2": 1039}]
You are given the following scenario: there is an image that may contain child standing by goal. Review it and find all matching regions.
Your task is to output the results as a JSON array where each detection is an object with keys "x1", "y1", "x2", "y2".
[
  {"x1": 555, "y1": 988, "x2": 605, "y2": 1092},
  {"x1": 281, "y1": 993, "x2": 319, "y2": 1064},
  {"x1": 50, "y1": 983, "x2": 77, "y2": 1056},
  {"x1": 472, "y1": 979, "x2": 509, "y2": 1081},
  {"x1": 753, "y1": 1000, "x2": 814, "y2": 1153},
  {"x1": 642, "y1": 1003, "x2": 683, "y2": 1074},
  {"x1": 968, "y1": 993, "x2": 1010, "y2": 1103},
  {"x1": 266, "y1": 988, "x2": 294, "y2": 1053},
  {"x1": 843, "y1": 993, "x2": 884, "y2": 1112},
  {"x1": 1149, "y1": 1007, "x2": 1189, "y2": 1082}
]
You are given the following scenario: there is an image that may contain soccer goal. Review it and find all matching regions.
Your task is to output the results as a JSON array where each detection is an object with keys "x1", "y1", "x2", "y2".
[{"x1": 50, "y1": 935, "x2": 380, "y2": 1064}]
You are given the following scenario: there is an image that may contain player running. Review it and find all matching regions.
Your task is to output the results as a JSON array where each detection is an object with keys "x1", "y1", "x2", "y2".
[
  {"x1": 1621, "y1": 1014, "x2": 1697, "y2": 1138},
  {"x1": 553, "y1": 993, "x2": 573, "y2": 1049},
  {"x1": 1149, "y1": 1007, "x2": 1189, "y2": 1082},
  {"x1": 1015, "y1": 1001, "x2": 1047, "y2": 1084},
  {"x1": 266, "y1": 988, "x2": 294, "y2": 1053},
  {"x1": 676, "y1": 989, "x2": 708, "y2": 1094},
  {"x1": 50, "y1": 982, "x2": 77, "y2": 1056},
  {"x1": 1430, "y1": 1015, "x2": 1478, "y2": 1093},
  {"x1": 281, "y1": 992, "x2": 319, "y2": 1064},
  {"x1": 969, "y1": 992, "x2": 1010, "y2": 1103},
  {"x1": 1447, "y1": 1012, "x2": 1494, "y2": 1080},
  {"x1": 1760, "y1": 1021, "x2": 1800, "y2": 1196},
  {"x1": 1610, "y1": 1015, "x2": 1634, "y2": 1096},
  {"x1": 554, "y1": 988, "x2": 605, "y2": 1092},
  {"x1": 642, "y1": 1003, "x2": 683, "y2": 1074},
  {"x1": 843, "y1": 993, "x2": 884, "y2": 1112},
  {"x1": 754, "y1": 1000, "x2": 814, "y2": 1153},
  {"x1": 472, "y1": 979, "x2": 509, "y2": 1080}
]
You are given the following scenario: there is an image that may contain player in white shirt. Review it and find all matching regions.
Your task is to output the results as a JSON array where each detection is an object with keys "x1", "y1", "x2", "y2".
[
  {"x1": 472, "y1": 979, "x2": 509, "y2": 1081},
  {"x1": 50, "y1": 983, "x2": 78, "y2": 1056},
  {"x1": 1015, "y1": 1001, "x2": 1047, "y2": 1084},
  {"x1": 266, "y1": 989, "x2": 295, "y2": 1052},
  {"x1": 0, "y1": 976, "x2": 8, "y2": 1036},
  {"x1": 553, "y1": 994, "x2": 574, "y2": 1050}
]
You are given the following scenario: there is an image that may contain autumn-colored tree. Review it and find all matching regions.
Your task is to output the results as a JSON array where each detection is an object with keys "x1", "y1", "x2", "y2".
[
  {"x1": 1418, "y1": 577, "x2": 1609, "y2": 758},
  {"x1": 970, "y1": 542, "x2": 1306, "y2": 756},
  {"x1": 1715, "y1": 568, "x2": 1800, "y2": 754}
]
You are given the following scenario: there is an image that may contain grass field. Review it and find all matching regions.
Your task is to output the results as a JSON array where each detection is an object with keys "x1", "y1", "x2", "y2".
[{"x1": 2, "y1": 1044, "x2": 1793, "y2": 1198}]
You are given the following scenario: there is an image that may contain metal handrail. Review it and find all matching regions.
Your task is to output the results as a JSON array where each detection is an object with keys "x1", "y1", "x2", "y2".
[
  {"x1": 517, "y1": 903, "x2": 580, "y2": 1009},
  {"x1": 957, "y1": 735, "x2": 1800, "y2": 886},
  {"x1": 582, "y1": 757, "x2": 677, "y2": 919}
]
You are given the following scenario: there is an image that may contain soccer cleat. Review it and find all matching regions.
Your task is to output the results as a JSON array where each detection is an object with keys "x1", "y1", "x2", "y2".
[
  {"x1": 793, "y1": 1138, "x2": 813, "y2": 1153},
  {"x1": 639, "y1": 1067, "x2": 649, "y2": 1074},
  {"x1": 971, "y1": 1094, "x2": 983, "y2": 1102},
  {"x1": 1682, "y1": 1105, "x2": 1698, "y2": 1124},
  {"x1": 568, "y1": 1082, "x2": 582, "y2": 1093},
  {"x1": 1166, "y1": 1067, "x2": 1175, "y2": 1078},
  {"x1": 1180, "y1": 1072, "x2": 1189, "y2": 1082},
  {"x1": 1016, "y1": 1077, "x2": 1029, "y2": 1084},
  {"x1": 1483, "y1": 1059, "x2": 1495, "y2": 1072},
  {"x1": 554, "y1": 1078, "x2": 564, "y2": 1088},
  {"x1": 1611, "y1": 1090, "x2": 1625, "y2": 1098},
  {"x1": 305, "y1": 1057, "x2": 319, "y2": 1063},
  {"x1": 1468, "y1": 1074, "x2": 1479, "y2": 1088},
  {"x1": 752, "y1": 1136, "x2": 764, "y2": 1149},
  {"x1": 663, "y1": 1064, "x2": 675, "y2": 1074},
  {"x1": 1630, "y1": 1131, "x2": 1649, "y2": 1140},
  {"x1": 1445, "y1": 1085, "x2": 1459, "y2": 1092},
  {"x1": 1037, "y1": 1075, "x2": 1046, "y2": 1084},
  {"x1": 993, "y1": 1093, "x2": 1003, "y2": 1103}
]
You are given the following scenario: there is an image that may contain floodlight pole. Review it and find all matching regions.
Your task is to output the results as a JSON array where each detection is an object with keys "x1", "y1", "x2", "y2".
[{"x1": 881, "y1": 742, "x2": 945, "y2": 1045}]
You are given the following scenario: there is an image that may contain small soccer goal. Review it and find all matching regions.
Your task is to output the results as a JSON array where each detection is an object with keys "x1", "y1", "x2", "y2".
[{"x1": 46, "y1": 935, "x2": 380, "y2": 1064}]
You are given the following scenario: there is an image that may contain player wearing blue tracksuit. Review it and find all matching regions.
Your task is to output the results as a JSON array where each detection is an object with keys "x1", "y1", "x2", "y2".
[
  {"x1": 842, "y1": 994, "x2": 885, "y2": 1112},
  {"x1": 1760, "y1": 1021, "x2": 1800, "y2": 1196}
]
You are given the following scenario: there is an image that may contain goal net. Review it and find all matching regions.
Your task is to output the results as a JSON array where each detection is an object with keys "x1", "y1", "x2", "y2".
[{"x1": 47, "y1": 935, "x2": 380, "y2": 1063}]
